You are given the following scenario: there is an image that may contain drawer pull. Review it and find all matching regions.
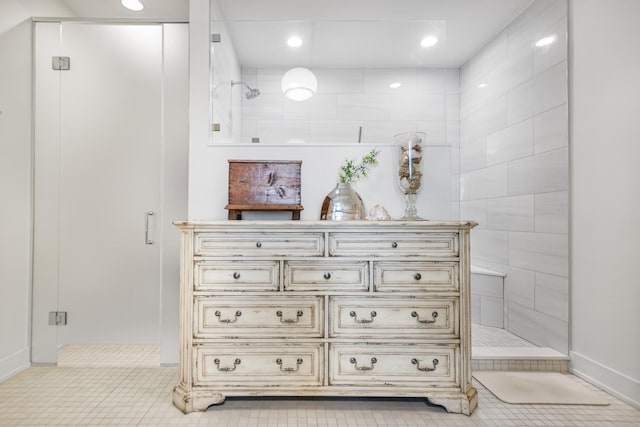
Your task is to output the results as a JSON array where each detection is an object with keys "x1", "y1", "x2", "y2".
[
  {"x1": 411, "y1": 310, "x2": 438, "y2": 324},
  {"x1": 232, "y1": 272, "x2": 241, "y2": 279},
  {"x1": 276, "y1": 357, "x2": 303, "y2": 372},
  {"x1": 256, "y1": 241, "x2": 262, "y2": 248},
  {"x1": 391, "y1": 241, "x2": 398, "y2": 248},
  {"x1": 214, "y1": 310, "x2": 242, "y2": 323},
  {"x1": 276, "y1": 310, "x2": 304, "y2": 323},
  {"x1": 350, "y1": 310, "x2": 377, "y2": 324},
  {"x1": 414, "y1": 273, "x2": 422, "y2": 281},
  {"x1": 323, "y1": 272, "x2": 332, "y2": 280},
  {"x1": 412, "y1": 358, "x2": 439, "y2": 372},
  {"x1": 214, "y1": 358, "x2": 241, "y2": 372},
  {"x1": 350, "y1": 357, "x2": 377, "y2": 371}
]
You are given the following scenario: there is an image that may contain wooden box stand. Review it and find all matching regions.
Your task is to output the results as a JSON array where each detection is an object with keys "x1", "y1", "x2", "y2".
[{"x1": 225, "y1": 160, "x2": 303, "y2": 220}]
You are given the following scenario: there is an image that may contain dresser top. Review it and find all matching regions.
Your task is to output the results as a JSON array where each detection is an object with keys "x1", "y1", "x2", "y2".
[{"x1": 173, "y1": 220, "x2": 478, "y2": 231}]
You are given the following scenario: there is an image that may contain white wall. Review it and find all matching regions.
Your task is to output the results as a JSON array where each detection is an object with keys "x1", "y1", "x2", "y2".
[
  {"x1": 0, "y1": 0, "x2": 73, "y2": 381},
  {"x1": 459, "y1": 0, "x2": 569, "y2": 353},
  {"x1": 569, "y1": 0, "x2": 640, "y2": 408},
  {"x1": 0, "y1": 18, "x2": 32, "y2": 382}
]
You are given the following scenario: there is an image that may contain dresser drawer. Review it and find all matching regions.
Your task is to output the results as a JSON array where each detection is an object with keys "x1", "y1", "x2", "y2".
[
  {"x1": 329, "y1": 233, "x2": 458, "y2": 257},
  {"x1": 194, "y1": 297, "x2": 323, "y2": 338},
  {"x1": 329, "y1": 344, "x2": 458, "y2": 387},
  {"x1": 194, "y1": 261, "x2": 279, "y2": 291},
  {"x1": 195, "y1": 232, "x2": 324, "y2": 257},
  {"x1": 329, "y1": 297, "x2": 458, "y2": 338},
  {"x1": 195, "y1": 344, "x2": 322, "y2": 386},
  {"x1": 374, "y1": 262, "x2": 458, "y2": 292},
  {"x1": 284, "y1": 261, "x2": 369, "y2": 291}
]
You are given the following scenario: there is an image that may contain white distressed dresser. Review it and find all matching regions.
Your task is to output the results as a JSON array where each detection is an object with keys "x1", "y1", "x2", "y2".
[{"x1": 173, "y1": 220, "x2": 478, "y2": 415}]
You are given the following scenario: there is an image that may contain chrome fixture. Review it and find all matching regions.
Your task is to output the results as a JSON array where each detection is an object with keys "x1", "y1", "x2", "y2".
[{"x1": 231, "y1": 81, "x2": 261, "y2": 100}]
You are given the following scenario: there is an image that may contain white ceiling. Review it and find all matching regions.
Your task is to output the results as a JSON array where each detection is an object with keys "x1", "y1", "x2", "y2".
[
  {"x1": 217, "y1": 0, "x2": 533, "y2": 68},
  {"x1": 60, "y1": 0, "x2": 188, "y2": 20},
  {"x1": 57, "y1": 0, "x2": 533, "y2": 68}
]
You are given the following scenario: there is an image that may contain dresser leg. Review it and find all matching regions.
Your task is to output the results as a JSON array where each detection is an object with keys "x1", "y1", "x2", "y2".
[
  {"x1": 173, "y1": 385, "x2": 226, "y2": 413},
  {"x1": 426, "y1": 386, "x2": 478, "y2": 415}
]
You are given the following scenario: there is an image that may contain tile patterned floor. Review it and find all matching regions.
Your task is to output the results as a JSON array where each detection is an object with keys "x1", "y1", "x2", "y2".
[
  {"x1": 471, "y1": 325, "x2": 537, "y2": 348},
  {"x1": 1, "y1": 365, "x2": 638, "y2": 426},
  {"x1": 58, "y1": 344, "x2": 160, "y2": 368},
  {"x1": 4, "y1": 331, "x2": 633, "y2": 426}
]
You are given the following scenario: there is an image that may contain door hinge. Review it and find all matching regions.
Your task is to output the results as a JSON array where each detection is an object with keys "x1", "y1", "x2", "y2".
[
  {"x1": 48, "y1": 311, "x2": 68, "y2": 326},
  {"x1": 52, "y1": 56, "x2": 70, "y2": 70},
  {"x1": 211, "y1": 33, "x2": 221, "y2": 43}
]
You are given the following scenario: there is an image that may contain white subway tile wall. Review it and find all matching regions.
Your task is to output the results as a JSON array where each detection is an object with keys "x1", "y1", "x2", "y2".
[
  {"x1": 240, "y1": 67, "x2": 459, "y2": 146},
  {"x1": 460, "y1": 0, "x2": 569, "y2": 353}
]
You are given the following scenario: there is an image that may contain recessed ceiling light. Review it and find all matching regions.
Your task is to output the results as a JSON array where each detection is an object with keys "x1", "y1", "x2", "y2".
[
  {"x1": 287, "y1": 36, "x2": 303, "y2": 48},
  {"x1": 420, "y1": 36, "x2": 438, "y2": 48},
  {"x1": 121, "y1": 0, "x2": 144, "y2": 11},
  {"x1": 477, "y1": 83, "x2": 488, "y2": 89},
  {"x1": 535, "y1": 35, "x2": 557, "y2": 47},
  {"x1": 389, "y1": 82, "x2": 402, "y2": 89}
]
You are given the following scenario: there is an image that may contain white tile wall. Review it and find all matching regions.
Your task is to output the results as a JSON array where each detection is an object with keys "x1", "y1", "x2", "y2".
[
  {"x1": 508, "y1": 148, "x2": 568, "y2": 195},
  {"x1": 486, "y1": 119, "x2": 533, "y2": 166},
  {"x1": 507, "y1": 301, "x2": 569, "y2": 353},
  {"x1": 534, "y1": 105, "x2": 568, "y2": 153},
  {"x1": 460, "y1": 0, "x2": 568, "y2": 352},
  {"x1": 533, "y1": 61, "x2": 568, "y2": 114},
  {"x1": 242, "y1": 67, "x2": 459, "y2": 146},
  {"x1": 461, "y1": 164, "x2": 508, "y2": 200},
  {"x1": 510, "y1": 231, "x2": 568, "y2": 277},
  {"x1": 487, "y1": 194, "x2": 535, "y2": 231},
  {"x1": 471, "y1": 229, "x2": 510, "y2": 264},
  {"x1": 535, "y1": 190, "x2": 568, "y2": 233},
  {"x1": 336, "y1": 93, "x2": 390, "y2": 121}
]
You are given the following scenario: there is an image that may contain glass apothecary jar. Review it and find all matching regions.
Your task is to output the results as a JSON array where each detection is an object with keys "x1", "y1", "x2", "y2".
[{"x1": 394, "y1": 132, "x2": 426, "y2": 220}]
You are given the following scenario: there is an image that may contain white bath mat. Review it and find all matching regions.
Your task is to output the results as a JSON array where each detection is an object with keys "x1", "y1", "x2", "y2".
[{"x1": 473, "y1": 372, "x2": 610, "y2": 405}]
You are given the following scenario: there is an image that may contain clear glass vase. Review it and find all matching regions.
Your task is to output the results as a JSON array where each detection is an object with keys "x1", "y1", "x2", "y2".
[
  {"x1": 394, "y1": 132, "x2": 426, "y2": 220},
  {"x1": 320, "y1": 182, "x2": 365, "y2": 221}
]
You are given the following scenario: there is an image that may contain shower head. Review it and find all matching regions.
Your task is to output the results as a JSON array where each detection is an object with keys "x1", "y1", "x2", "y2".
[
  {"x1": 231, "y1": 81, "x2": 261, "y2": 100},
  {"x1": 245, "y1": 87, "x2": 260, "y2": 100}
]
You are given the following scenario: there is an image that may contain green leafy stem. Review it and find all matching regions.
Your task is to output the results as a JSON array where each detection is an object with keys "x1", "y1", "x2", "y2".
[{"x1": 338, "y1": 149, "x2": 380, "y2": 184}]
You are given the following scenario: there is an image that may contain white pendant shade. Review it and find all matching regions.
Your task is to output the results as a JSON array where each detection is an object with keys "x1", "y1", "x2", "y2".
[
  {"x1": 281, "y1": 67, "x2": 318, "y2": 101},
  {"x1": 121, "y1": 0, "x2": 144, "y2": 11}
]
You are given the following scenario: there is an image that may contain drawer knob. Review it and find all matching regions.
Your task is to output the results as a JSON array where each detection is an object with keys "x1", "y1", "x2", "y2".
[
  {"x1": 276, "y1": 310, "x2": 304, "y2": 323},
  {"x1": 349, "y1": 310, "x2": 377, "y2": 324},
  {"x1": 256, "y1": 241, "x2": 262, "y2": 248},
  {"x1": 414, "y1": 273, "x2": 422, "y2": 281},
  {"x1": 391, "y1": 241, "x2": 398, "y2": 248},
  {"x1": 214, "y1": 310, "x2": 242, "y2": 323},
  {"x1": 350, "y1": 357, "x2": 377, "y2": 371},
  {"x1": 411, "y1": 310, "x2": 438, "y2": 324},
  {"x1": 214, "y1": 358, "x2": 241, "y2": 372},
  {"x1": 233, "y1": 272, "x2": 241, "y2": 279},
  {"x1": 323, "y1": 272, "x2": 331, "y2": 280},
  {"x1": 276, "y1": 357, "x2": 303, "y2": 372},
  {"x1": 412, "y1": 358, "x2": 439, "y2": 372}
]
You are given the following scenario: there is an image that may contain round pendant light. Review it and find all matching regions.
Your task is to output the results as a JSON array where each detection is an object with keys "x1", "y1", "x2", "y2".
[
  {"x1": 121, "y1": 0, "x2": 144, "y2": 11},
  {"x1": 281, "y1": 67, "x2": 318, "y2": 101}
]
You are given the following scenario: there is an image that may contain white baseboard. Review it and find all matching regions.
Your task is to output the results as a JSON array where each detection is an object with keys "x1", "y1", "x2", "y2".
[
  {"x1": 0, "y1": 347, "x2": 31, "y2": 383},
  {"x1": 570, "y1": 351, "x2": 640, "y2": 409}
]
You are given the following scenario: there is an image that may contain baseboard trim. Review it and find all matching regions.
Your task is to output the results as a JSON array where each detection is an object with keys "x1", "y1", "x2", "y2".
[
  {"x1": 570, "y1": 350, "x2": 640, "y2": 409},
  {"x1": 0, "y1": 347, "x2": 31, "y2": 383}
]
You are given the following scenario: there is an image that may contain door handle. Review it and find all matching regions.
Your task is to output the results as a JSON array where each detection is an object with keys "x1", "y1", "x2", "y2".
[{"x1": 145, "y1": 211, "x2": 154, "y2": 245}]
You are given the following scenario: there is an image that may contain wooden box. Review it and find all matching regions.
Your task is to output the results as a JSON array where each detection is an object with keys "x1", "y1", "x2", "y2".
[{"x1": 225, "y1": 160, "x2": 303, "y2": 220}]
